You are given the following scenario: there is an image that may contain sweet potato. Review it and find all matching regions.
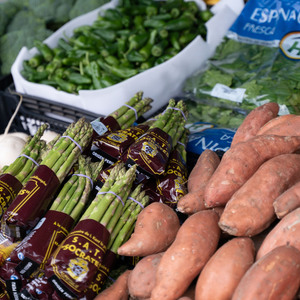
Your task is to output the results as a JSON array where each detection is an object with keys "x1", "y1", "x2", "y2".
[
  {"x1": 195, "y1": 237, "x2": 255, "y2": 300},
  {"x1": 177, "y1": 149, "x2": 220, "y2": 214},
  {"x1": 256, "y1": 114, "x2": 300, "y2": 136},
  {"x1": 150, "y1": 209, "x2": 221, "y2": 300},
  {"x1": 231, "y1": 245, "x2": 300, "y2": 300},
  {"x1": 273, "y1": 181, "x2": 300, "y2": 218},
  {"x1": 256, "y1": 207, "x2": 300, "y2": 260},
  {"x1": 231, "y1": 102, "x2": 279, "y2": 146},
  {"x1": 204, "y1": 135, "x2": 300, "y2": 208},
  {"x1": 94, "y1": 269, "x2": 131, "y2": 300},
  {"x1": 218, "y1": 153, "x2": 300, "y2": 237},
  {"x1": 128, "y1": 252, "x2": 164, "y2": 300},
  {"x1": 117, "y1": 202, "x2": 180, "y2": 257}
]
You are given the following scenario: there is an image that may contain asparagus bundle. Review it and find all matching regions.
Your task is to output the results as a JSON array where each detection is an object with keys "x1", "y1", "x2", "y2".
[
  {"x1": 0, "y1": 157, "x2": 105, "y2": 297},
  {"x1": 0, "y1": 124, "x2": 48, "y2": 218},
  {"x1": 156, "y1": 128, "x2": 189, "y2": 208},
  {"x1": 126, "y1": 99, "x2": 189, "y2": 175},
  {"x1": 90, "y1": 91, "x2": 153, "y2": 138},
  {"x1": 80, "y1": 184, "x2": 149, "y2": 299},
  {"x1": 20, "y1": 163, "x2": 137, "y2": 298},
  {"x1": 2, "y1": 118, "x2": 93, "y2": 242}
]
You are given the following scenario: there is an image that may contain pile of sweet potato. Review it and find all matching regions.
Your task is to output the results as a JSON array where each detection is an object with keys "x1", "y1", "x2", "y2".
[{"x1": 95, "y1": 103, "x2": 300, "y2": 300}]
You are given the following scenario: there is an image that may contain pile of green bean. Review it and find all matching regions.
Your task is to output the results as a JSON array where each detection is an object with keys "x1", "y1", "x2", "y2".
[{"x1": 21, "y1": 0, "x2": 213, "y2": 94}]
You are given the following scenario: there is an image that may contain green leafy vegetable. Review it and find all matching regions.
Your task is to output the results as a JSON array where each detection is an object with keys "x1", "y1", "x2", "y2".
[{"x1": 183, "y1": 37, "x2": 300, "y2": 115}]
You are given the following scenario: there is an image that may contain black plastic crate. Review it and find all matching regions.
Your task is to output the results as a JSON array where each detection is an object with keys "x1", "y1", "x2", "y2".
[
  {"x1": 0, "y1": 87, "x2": 100, "y2": 135},
  {"x1": 0, "y1": 74, "x2": 13, "y2": 91}
]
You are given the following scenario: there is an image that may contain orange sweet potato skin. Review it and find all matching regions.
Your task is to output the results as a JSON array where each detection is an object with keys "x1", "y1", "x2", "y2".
[
  {"x1": 219, "y1": 153, "x2": 300, "y2": 237},
  {"x1": 177, "y1": 149, "x2": 220, "y2": 214},
  {"x1": 128, "y1": 252, "x2": 164, "y2": 300},
  {"x1": 231, "y1": 245, "x2": 300, "y2": 300},
  {"x1": 117, "y1": 202, "x2": 180, "y2": 257},
  {"x1": 204, "y1": 135, "x2": 300, "y2": 208},
  {"x1": 231, "y1": 102, "x2": 279, "y2": 146},
  {"x1": 150, "y1": 210, "x2": 221, "y2": 300},
  {"x1": 94, "y1": 269, "x2": 131, "y2": 300},
  {"x1": 256, "y1": 207, "x2": 300, "y2": 261},
  {"x1": 256, "y1": 114, "x2": 300, "y2": 136},
  {"x1": 273, "y1": 181, "x2": 300, "y2": 218},
  {"x1": 195, "y1": 237, "x2": 255, "y2": 300}
]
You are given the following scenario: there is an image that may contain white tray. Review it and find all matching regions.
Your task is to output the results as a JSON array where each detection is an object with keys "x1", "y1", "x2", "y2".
[{"x1": 11, "y1": 0, "x2": 244, "y2": 118}]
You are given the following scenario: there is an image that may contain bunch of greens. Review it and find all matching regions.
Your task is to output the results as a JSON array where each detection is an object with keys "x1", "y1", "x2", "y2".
[
  {"x1": 184, "y1": 98, "x2": 247, "y2": 129},
  {"x1": 183, "y1": 37, "x2": 300, "y2": 116}
]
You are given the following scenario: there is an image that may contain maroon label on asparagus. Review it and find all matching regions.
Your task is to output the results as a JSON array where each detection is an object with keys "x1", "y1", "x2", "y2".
[
  {"x1": 44, "y1": 219, "x2": 110, "y2": 296},
  {"x1": 0, "y1": 174, "x2": 23, "y2": 219},
  {"x1": 91, "y1": 116, "x2": 121, "y2": 138},
  {"x1": 92, "y1": 124, "x2": 150, "y2": 159},
  {"x1": 20, "y1": 276, "x2": 55, "y2": 300},
  {"x1": 79, "y1": 250, "x2": 117, "y2": 298},
  {"x1": 0, "y1": 290, "x2": 10, "y2": 300},
  {"x1": 0, "y1": 260, "x2": 28, "y2": 299},
  {"x1": 157, "y1": 149, "x2": 188, "y2": 208},
  {"x1": 11, "y1": 210, "x2": 74, "y2": 279},
  {"x1": 127, "y1": 128, "x2": 172, "y2": 175},
  {"x1": 2, "y1": 165, "x2": 60, "y2": 242}
]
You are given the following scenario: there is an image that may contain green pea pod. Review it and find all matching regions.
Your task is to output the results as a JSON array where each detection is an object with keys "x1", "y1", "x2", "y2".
[
  {"x1": 121, "y1": 5, "x2": 146, "y2": 16},
  {"x1": 104, "y1": 55, "x2": 119, "y2": 66},
  {"x1": 90, "y1": 61, "x2": 103, "y2": 90},
  {"x1": 146, "y1": 5, "x2": 158, "y2": 17},
  {"x1": 128, "y1": 32, "x2": 149, "y2": 51},
  {"x1": 179, "y1": 32, "x2": 198, "y2": 46},
  {"x1": 103, "y1": 8, "x2": 123, "y2": 21},
  {"x1": 117, "y1": 29, "x2": 132, "y2": 38},
  {"x1": 39, "y1": 79, "x2": 57, "y2": 87},
  {"x1": 158, "y1": 28, "x2": 169, "y2": 39},
  {"x1": 143, "y1": 18, "x2": 166, "y2": 29},
  {"x1": 140, "y1": 57, "x2": 155, "y2": 71},
  {"x1": 98, "y1": 60, "x2": 138, "y2": 79},
  {"x1": 170, "y1": 31, "x2": 181, "y2": 51},
  {"x1": 154, "y1": 54, "x2": 173, "y2": 66},
  {"x1": 117, "y1": 38, "x2": 127, "y2": 58},
  {"x1": 34, "y1": 40, "x2": 54, "y2": 62},
  {"x1": 71, "y1": 35, "x2": 98, "y2": 49},
  {"x1": 164, "y1": 16, "x2": 194, "y2": 31},
  {"x1": 99, "y1": 73, "x2": 120, "y2": 88},
  {"x1": 122, "y1": 15, "x2": 131, "y2": 28},
  {"x1": 151, "y1": 40, "x2": 169, "y2": 57},
  {"x1": 126, "y1": 50, "x2": 146, "y2": 63},
  {"x1": 45, "y1": 58, "x2": 62, "y2": 75},
  {"x1": 53, "y1": 68, "x2": 65, "y2": 79},
  {"x1": 170, "y1": 7, "x2": 180, "y2": 18},
  {"x1": 185, "y1": 1, "x2": 199, "y2": 14},
  {"x1": 133, "y1": 15, "x2": 144, "y2": 31},
  {"x1": 21, "y1": 69, "x2": 49, "y2": 82},
  {"x1": 55, "y1": 77, "x2": 77, "y2": 93},
  {"x1": 94, "y1": 17, "x2": 123, "y2": 30},
  {"x1": 62, "y1": 57, "x2": 79, "y2": 66},
  {"x1": 199, "y1": 10, "x2": 214, "y2": 22},
  {"x1": 139, "y1": 29, "x2": 157, "y2": 60},
  {"x1": 28, "y1": 54, "x2": 44, "y2": 68},
  {"x1": 68, "y1": 72, "x2": 92, "y2": 85},
  {"x1": 93, "y1": 28, "x2": 116, "y2": 43},
  {"x1": 151, "y1": 13, "x2": 172, "y2": 20},
  {"x1": 73, "y1": 25, "x2": 93, "y2": 37}
]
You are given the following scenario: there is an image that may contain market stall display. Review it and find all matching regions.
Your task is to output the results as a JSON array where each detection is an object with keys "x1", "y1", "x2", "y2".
[{"x1": 0, "y1": 0, "x2": 300, "y2": 298}]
